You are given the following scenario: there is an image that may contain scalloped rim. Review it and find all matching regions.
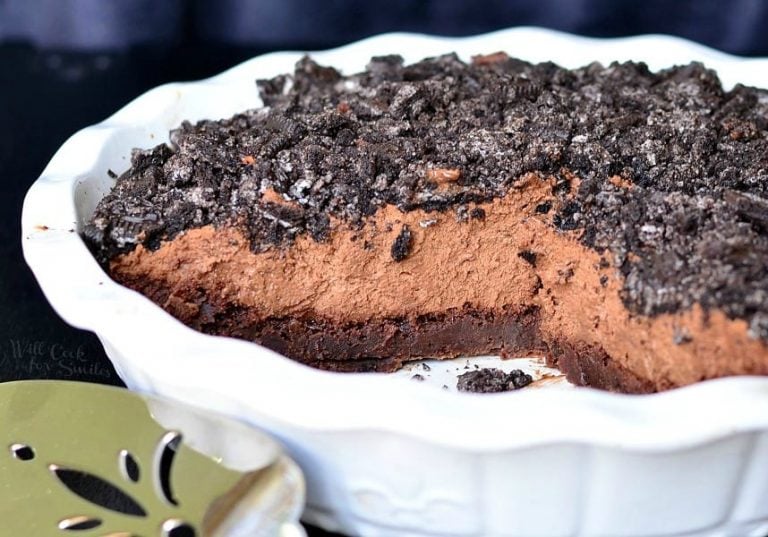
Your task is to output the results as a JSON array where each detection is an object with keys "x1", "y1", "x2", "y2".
[{"x1": 22, "y1": 27, "x2": 768, "y2": 452}]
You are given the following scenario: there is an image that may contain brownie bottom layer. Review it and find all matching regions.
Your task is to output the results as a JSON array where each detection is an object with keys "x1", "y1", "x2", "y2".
[
  {"x1": 201, "y1": 302, "x2": 655, "y2": 391},
  {"x1": 232, "y1": 306, "x2": 547, "y2": 373},
  {"x1": 179, "y1": 299, "x2": 548, "y2": 373},
  {"x1": 120, "y1": 274, "x2": 656, "y2": 391},
  {"x1": 545, "y1": 340, "x2": 656, "y2": 394}
]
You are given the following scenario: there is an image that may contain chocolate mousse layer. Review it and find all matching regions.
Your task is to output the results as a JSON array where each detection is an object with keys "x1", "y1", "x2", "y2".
[{"x1": 86, "y1": 53, "x2": 768, "y2": 392}]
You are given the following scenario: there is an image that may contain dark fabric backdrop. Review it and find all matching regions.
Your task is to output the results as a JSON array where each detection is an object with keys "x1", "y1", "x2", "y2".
[{"x1": 2, "y1": 0, "x2": 768, "y2": 55}]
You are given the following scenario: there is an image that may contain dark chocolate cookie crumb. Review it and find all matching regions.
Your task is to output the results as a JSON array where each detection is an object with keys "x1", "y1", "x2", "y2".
[
  {"x1": 469, "y1": 207, "x2": 486, "y2": 220},
  {"x1": 673, "y1": 327, "x2": 693, "y2": 345},
  {"x1": 535, "y1": 201, "x2": 552, "y2": 214},
  {"x1": 457, "y1": 368, "x2": 533, "y2": 393},
  {"x1": 390, "y1": 225, "x2": 413, "y2": 262},
  {"x1": 518, "y1": 250, "x2": 538, "y2": 267},
  {"x1": 85, "y1": 53, "x2": 768, "y2": 340},
  {"x1": 557, "y1": 266, "x2": 575, "y2": 284}
]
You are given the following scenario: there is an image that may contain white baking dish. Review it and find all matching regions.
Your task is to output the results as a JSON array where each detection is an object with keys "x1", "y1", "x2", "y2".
[{"x1": 22, "y1": 27, "x2": 768, "y2": 536}]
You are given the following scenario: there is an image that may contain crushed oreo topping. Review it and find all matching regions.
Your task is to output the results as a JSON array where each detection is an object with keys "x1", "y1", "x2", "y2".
[
  {"x1": 518, "y1": 250, "x2": 538, "y2": 267},
  {"x1": 469, "y1": 207, "x2": 486, "y2": 220},
  {"x1": 535, "y1": 201, "x2": 552, "y2": 214},
  {"x1": 457, "y1": 368, "x2": 533, "y2": 393},
  {"x1": 390, "y1": 224, "x2": 413, "y2": 261},
  {"x1": 86, "y1": 53, "x2": 768, "y2": 339},
  {"x1": 673, "y1": 326, "x2": 693, "y2": 345}
]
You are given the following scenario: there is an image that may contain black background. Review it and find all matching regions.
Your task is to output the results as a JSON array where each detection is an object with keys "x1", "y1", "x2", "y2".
[{"x1": 3, "y1": 2, "x2": 768, "y2": 535}]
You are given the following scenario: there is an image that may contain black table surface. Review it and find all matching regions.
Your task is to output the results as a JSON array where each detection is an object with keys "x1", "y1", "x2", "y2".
[{"x1": 0, "y1": 41, "x2": 341, "y2": 536}]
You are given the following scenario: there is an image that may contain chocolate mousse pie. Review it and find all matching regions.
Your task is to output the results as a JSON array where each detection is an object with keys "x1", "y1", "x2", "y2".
[{"x1": 85, "y1": 52, "x2": 768, "y2": 393}]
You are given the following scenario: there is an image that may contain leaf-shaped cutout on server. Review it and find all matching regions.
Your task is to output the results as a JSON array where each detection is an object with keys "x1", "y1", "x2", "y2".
[
  {"x1": 162, "y1": 519, "x2": 196, "y2": 537},
  {"x1": 119, "y1": 449, "x2": 140, "y2": 483},
  {"x1": 50, "y1": 465, "x2": 147, "y2": 516},
  {"x1": 155, "y1": 432, "x2": 182, "y2": 506},
  {"x1": 9, "y1": 443, "x2": 35, "y2": 461},
  {"x1": 58, "y1": 515, "x2": 103, "y2": 530}
]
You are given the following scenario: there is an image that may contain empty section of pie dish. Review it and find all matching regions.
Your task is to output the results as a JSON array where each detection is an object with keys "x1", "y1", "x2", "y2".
[{"x1": 22, "y1": 28, "x2": 768, "y2": 536}]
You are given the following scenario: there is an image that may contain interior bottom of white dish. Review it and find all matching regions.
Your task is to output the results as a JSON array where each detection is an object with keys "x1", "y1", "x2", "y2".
[{"x1": 388, "y1": 355, "x2": 572, "y2": 392}]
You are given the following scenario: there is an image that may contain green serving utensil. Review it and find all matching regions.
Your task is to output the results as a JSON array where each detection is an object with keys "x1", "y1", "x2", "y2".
[{"x1": 0, "y1": 380, "x2": 305, "y2": 537}]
